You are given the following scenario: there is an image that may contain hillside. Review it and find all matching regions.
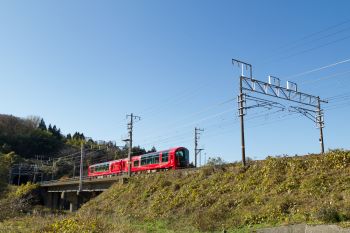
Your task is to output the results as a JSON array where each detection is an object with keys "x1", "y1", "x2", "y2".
[
  {"x1": 0, "y1": 114, "x2": 130, "y2": 186},
  {"x1": 0, "y1": 114, "x2": 73, "y2": 158},
  {"x1": 37, "y1": 149, "x2": 350, "y2": 232}
]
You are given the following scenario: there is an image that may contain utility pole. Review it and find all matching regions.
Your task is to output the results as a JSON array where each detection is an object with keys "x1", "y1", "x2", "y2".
[
  {"x1": 8, "y1": 167, "x2": 12, "y2": 185},
  {"x1": 51, "y1": 160, "x2": 55, "y2": 180},
  {"x1": 126, "y1": 113, "x2": 141, "y2": 177},
  {"x1": 79, "y1": 141, "x2": 84, "y2": 192},
  {"x1": 232, "y1": 58, "x2": 327, "y2": 161},
  {"x1": 317, "y1": 97, "x2": 325, "y2": 154},
  {"x1": 73, "y1": 162, "x2": 76, "y2": 179},
  {"x1": 33, "y1": 165, "x2": 37, "y2": 183},
  {"x1": 239, "y1": 77, "x2": 246, "y2": 167},
  {"x1": 194, "y1": 127, "x2": 204, "y2": 167},
  {"x1": 233, "y1": 59, "x2": 252, "y2": 167},
  {"x1": 17, "y1": 164, "x2": 21, "y2": 186}
]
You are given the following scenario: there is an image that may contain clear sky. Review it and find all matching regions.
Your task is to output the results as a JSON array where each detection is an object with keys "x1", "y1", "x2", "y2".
[{"x1": 1, "y1": 0, "x2": 350, "y2": 164}]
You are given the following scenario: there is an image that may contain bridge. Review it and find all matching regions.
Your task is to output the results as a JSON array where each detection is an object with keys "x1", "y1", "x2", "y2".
[{"x1": 40, "y1": 175, "x2": 128, "y2": 212}]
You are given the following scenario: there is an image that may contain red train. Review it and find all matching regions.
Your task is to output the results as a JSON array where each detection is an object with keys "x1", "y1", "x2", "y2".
[{"x1": 88, "y1": 147, "x2": 189, "y2": 177}]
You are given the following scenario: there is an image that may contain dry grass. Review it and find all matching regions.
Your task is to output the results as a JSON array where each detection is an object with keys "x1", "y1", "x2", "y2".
[{"x1": 4, "y1": 149, "x2": 350, "y2": 232}]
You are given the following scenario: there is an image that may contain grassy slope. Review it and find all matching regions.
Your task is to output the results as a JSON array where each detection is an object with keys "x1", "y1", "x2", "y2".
[{"x1": 6, "y1": 149, "x2": 350, "y2": 232}]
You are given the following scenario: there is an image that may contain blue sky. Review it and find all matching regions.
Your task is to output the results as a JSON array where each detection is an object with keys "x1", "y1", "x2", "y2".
[{"x1": 1, "y1": 0, "x2": 350, "y2": 164}]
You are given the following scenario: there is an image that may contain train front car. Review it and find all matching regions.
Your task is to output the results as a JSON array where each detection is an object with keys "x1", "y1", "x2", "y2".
[
  {"x1": 129, "y1": 147, "x2": 190, "y2": 172},
  {"x1": 171, "y1": 147, "x2": 190, "y2": 169}
]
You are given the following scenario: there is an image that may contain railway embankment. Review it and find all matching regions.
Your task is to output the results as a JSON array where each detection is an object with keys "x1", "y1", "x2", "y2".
[{"x1": 3, "y1": 149, "x2": 350, "y2": 232}]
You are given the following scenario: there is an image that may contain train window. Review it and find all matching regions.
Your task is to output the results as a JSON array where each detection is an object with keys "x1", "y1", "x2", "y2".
[
  {"x1": 91, "y1": 167, "x2": 95, "y2": 173},
  {"x1": 148, "y1": 156, "x2": 153, "y2": 164},
  {"x1": 134, "y1": 160, "x2": 139, "y2": 167},
  {"x1": 153, "y1": 154, "x2": 160, "y2": 164},
  {"x1": 94, "y1": 164, "x2": 109, "y2": 172},
  {"x1": 176, "y1": 149, "x2": 189, "y2": 167},
  {"x1": 176, "y1": 151, "x2": 184, "y2": 157},
  {"x1": 162, "y1": 152, "x2": 169, "y2": 162},
  {"x1": 140, "y1": 153, "x2": 160, "y2": 165}
]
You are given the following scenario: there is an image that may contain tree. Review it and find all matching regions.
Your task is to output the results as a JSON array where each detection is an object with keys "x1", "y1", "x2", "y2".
[
  {"x1": 66, "y1": 134, "x2": 72, "y2": 140},
  {"x1": 132, "y1": 146, "x2": 146, "y2": 156},
  {"x1": 1, "y1": 143, "x2": 11, "y2": 154},
  {"x1": 48, "y1": 125, "x2": 62, "y2": 140},
  {"x1": 26, "y1": 115, "x2": 41, "y2": 129},
  {"x1": 72, "y1": 132, "x2": 85, "y2": 140},
  {"x1": 48, "y1": 124, "x2": 53, "y2": 132},
  {"x1": 207, "y1": 156, "x2": 226, "y2": 166},
  {"x1": 38, "y1": 118, "x2": 47, "y2": 131},
  {"x1": 147, "y1": 146, "x2": 157, "y2": 153}
]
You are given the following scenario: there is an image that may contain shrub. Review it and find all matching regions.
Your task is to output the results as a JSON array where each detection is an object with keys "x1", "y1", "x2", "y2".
[{"x1": 316, "y1": 206, "x2": 342, "y2": 223}]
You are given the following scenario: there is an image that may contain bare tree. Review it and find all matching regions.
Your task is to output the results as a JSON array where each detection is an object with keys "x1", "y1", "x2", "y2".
[{"x1": 25, "y1": 115, "x2": 41, "y2": 129}]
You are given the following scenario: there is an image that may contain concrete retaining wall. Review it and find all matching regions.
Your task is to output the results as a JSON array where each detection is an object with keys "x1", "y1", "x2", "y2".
[{"x1": 256, "y1": 224, "x2": 350, "y2": 233}]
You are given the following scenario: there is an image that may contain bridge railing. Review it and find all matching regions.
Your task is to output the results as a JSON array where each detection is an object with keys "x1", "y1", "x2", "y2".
[{"x1": 39, "y1": 172, "x2": 126, "y2": 185}]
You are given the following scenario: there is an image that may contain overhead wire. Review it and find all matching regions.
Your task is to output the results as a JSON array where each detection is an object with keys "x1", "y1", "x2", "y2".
[
  {"x1": 138, "y1": 97, "x2": 235, "y2": 138},
  {"x1": 261, "y1": 18, "x2": 350, "y2": 64},
  {"x1": 121, "y1": 20, "x2": 350, "y2": 159},
  {"x1": 269, "y1": 34, "x2": 350, "y2": 63},
  {"x1": 284, "y1": 57, "x2": 350, "y2": 80},
  {"x1": 272, "y1": 18, "x2": 350, "y2": 53},
  {"x1": 138, "y1": 108, "x2": 235, "y2": 146},
  {"x1": 271, "y1": 25, "x2": 350, "y2": 57}
]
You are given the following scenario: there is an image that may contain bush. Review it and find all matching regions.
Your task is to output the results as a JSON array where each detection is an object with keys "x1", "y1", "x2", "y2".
[
  {"x1": 0, "y1": 182, "x2": 40, "y2": 221},
  {"x1": 13, "y1": 182, "x2": 39, "y2": 198},
  {"x1": 316, "y1": 207, "x2": 343, "y2": 223}
]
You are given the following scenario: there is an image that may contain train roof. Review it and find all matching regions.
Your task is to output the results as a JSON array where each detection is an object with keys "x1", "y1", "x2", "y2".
[
  {"x1": 139, "y1": 147, "x2": 187, "y2": 157},
  {"x1": 89, "y1": 159, "x2": 123, "y2": 167}
]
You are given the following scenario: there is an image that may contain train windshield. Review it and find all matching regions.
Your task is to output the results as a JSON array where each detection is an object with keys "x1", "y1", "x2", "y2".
[{"x1": 175, "y1": 148, "x2": 189, "y2": 167}]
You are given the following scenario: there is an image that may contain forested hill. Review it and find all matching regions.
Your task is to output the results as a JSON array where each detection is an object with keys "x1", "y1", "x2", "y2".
[
  {"x1": 0, "y1": 113, "x2": 156, "y2": 184},
  {"x1": 0, "y1": 114, "x2": 156, "y2": 160},
  {"x1": 0, "y1": 114, "x2": 76, "y2": 158}
]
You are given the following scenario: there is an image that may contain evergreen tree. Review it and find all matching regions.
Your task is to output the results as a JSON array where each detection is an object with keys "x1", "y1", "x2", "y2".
[
  {"x1": 38, "y1": 118, "x2": 47, "y2": 131},
  {"x1": 48, "y1": 124, "x2": 53, "y2": 132},
  {"x1": 148, "y1": 146, "x2": 157, "y2": 153},
  {"x1": 72, "y1": 132, "x2": 85, "y2": 140},
  {"x1": 52, "y1": 125, "x2": 57, "y2": 135},
  {"x1": 132, "y1": 146, "x2": 146, "y2": 155}
]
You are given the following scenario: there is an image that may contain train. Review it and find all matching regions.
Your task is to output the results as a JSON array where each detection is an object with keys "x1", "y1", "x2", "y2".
[{"x1": 88, "y1": 147, "x2": 189, "y2": 177}]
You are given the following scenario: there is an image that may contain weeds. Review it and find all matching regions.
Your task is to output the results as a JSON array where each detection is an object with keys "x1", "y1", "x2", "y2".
[{"x1": 2, "y1": 150, "x2": 350, "y2": 232}]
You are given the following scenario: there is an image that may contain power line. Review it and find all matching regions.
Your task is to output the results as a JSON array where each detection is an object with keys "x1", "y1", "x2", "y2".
[
  {"x1": 285, "y1": 57, "x2": 350, "y2": 80},
  {"x1": 138, "y1": 109, "x2": 234, "y2": 146},
  {"x1": 138, "y1": 98, "x2": 235, "y2": 138},
  {"x1": 269, "y1": 34, "x2": 350, "y2": 63},
  {"x1": 272, "y1": 25, "x2": 350, "y2": 57},
  {"x1": 272, "y1": 18, "x2": 350, "y2": 53},
  {"x1": 299, "y1": 70, "x2": 350, "y2": 85}
]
